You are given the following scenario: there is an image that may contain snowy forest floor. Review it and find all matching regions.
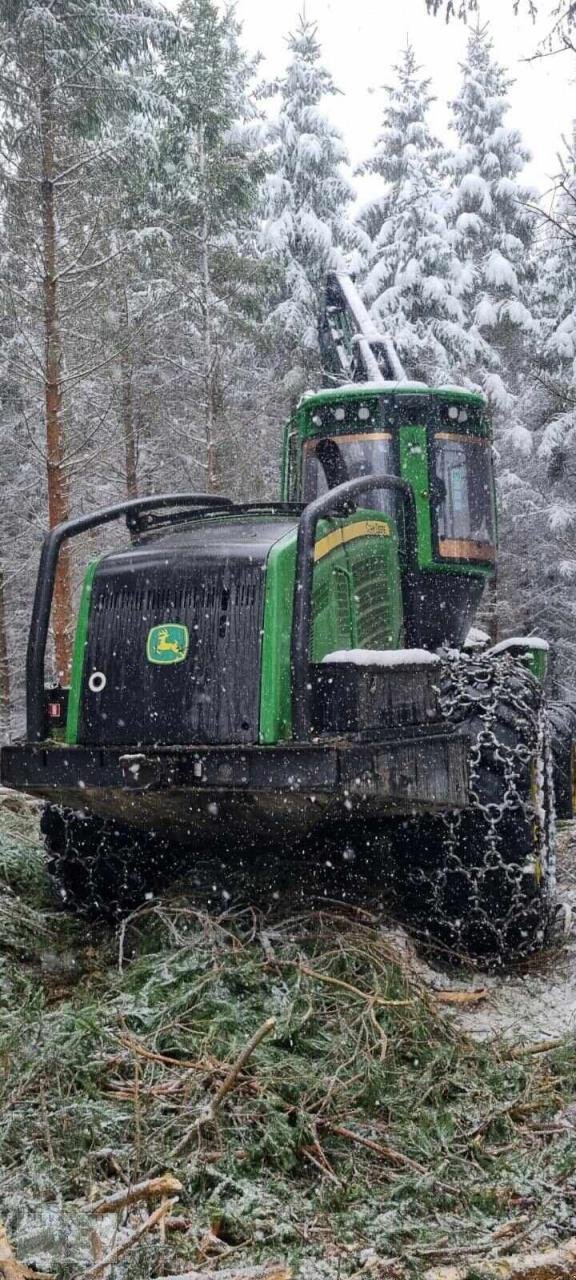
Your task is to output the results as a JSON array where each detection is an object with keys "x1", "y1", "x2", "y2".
[{"x1": 1, "y1": 794, "x2": 576, "y2": 1280}]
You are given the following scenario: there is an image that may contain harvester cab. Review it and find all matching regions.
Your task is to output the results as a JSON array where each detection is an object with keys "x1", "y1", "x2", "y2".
[
  {"x1": 284, "y1": 272, "x2": 497, "y2": 650},
  {"x1": 0, "y1": 274, "x2": 572, "y2": 963}
]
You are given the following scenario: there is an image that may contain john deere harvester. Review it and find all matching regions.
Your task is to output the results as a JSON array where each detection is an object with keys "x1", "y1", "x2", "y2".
[{"x1": 1, "y1": 273, "x2": 572, "y2": 961}]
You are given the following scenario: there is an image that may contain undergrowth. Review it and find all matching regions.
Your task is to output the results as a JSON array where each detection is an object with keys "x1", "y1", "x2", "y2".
[{"x1": 0, "y1": 796, "x2": 575, "y2": 1279}]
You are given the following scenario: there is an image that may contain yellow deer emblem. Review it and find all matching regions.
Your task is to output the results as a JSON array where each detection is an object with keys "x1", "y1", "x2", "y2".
[
  {"x1": 157, "y1": 627, "x2": 184, "y2": 655},
  {"x1": 147, "y1": 623, "x2": 189, "y2": 665}
]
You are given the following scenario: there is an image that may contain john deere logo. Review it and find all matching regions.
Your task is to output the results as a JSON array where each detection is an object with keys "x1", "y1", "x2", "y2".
[{"x1": 147, "y1": 624, "x2": 189, "y2": 665}]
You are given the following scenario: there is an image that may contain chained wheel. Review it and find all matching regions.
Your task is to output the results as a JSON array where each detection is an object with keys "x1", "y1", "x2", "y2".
[
  {"x1": 386, "y1": 652, "x2": 556, "y2": 964},
  {"x1": 41, "y1": 805, "x2": 181, "y2": 918}
]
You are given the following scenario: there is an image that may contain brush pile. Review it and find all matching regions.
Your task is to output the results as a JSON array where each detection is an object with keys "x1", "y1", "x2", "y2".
[{"x1": 1, "y1": 794, "x2": 576, "y2": 1280}]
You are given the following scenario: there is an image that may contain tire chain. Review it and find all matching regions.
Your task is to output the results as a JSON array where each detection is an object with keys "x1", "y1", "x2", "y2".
[
  {"x1": 412, "y1": 649, "x2": 556, "y2": 956},
  {"x1": 46, "y1": 652, "x2": 556, "y2": 949},
  {"x1": 45, "y1": 808, "x2": 178, "y2": 917}
]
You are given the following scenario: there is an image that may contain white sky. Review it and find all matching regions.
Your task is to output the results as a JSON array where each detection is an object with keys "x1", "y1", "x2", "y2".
[{"x1": 233, "y1": 0, "x2": 574, "y2": 205}]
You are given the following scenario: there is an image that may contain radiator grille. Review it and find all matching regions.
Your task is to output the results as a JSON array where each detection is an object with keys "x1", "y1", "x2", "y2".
[{"x1": 78, "y1": 562, "x2": 265, "y2": 746}]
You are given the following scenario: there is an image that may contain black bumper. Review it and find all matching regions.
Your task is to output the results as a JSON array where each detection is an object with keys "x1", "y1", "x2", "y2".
[{"x1": 1, "y1": 730, "x2": 468, "y2": 816}]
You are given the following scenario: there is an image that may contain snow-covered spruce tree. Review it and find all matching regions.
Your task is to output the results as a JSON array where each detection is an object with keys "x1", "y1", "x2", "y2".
[
  {"x1": 444, "y1": 23, "x2": 541, "y2": 648},
  {"x1": 499, "y1": 142, "x2": 576, "y2": 691},
  {"x1": 150, "y1": 0, "x2": 271, "y2": 496},
  {"x1": 261, "y1": 15, "x2": 363, "y2": 400},
  {"x1": 446, "y1": 22, "x2": 537, "y2": 438},
  {"x1": 357, "y1": 45, "x2": 480, "y2": 385},
  {"x1": 531, "y1": 138, "x2": 576, "y2": 472},
  {"x1": 0, "y1": 0, "x2": 175, "y2": 684}
]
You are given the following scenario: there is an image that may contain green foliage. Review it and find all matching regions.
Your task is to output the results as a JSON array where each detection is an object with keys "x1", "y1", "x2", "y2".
[
  {"x1": 158, "y1": 0, "x2": 265, "y2": 232},
  {"x1": 0, "y1": 0, "x2": 176, "y2": 140},
  {"x1": 260, "y1": 14, "x2": 362, "y2": 395},
  {"x1": 1, "y1": 802, "x2": 576, "y2": 1278}
]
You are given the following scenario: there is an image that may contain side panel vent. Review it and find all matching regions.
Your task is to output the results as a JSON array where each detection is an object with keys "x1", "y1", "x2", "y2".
[{"x1": 352, "y1": 555, "x2": 395, "y2": 649}]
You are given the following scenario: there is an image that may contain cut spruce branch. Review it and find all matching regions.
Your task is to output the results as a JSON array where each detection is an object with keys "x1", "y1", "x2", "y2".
[
  {"x1": 169, "y1": 1017, "x2": 276, "y2": 1160},
  {"x1": 74, "y1": 1198, "x2": 178, "y2": 1280},
  {"x1": 90, "y1": 1174, "x2": 183, "y2": 1217},
  {"x1": 321, "y1": 1121, "x2": 426, "y2": 1174},
  {"x1": 282, "y1": 962, "x2": 413, "y2": 1006},
  {"x1": 318, "y1": 1123, "x2": 463, "y2": 1198},
  {"x1": 423, "y1": 1236, "x2": 576, "y2": 1279}
]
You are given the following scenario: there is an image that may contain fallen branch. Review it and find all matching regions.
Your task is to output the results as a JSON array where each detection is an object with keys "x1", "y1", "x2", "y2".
[
  {"x1": 0, "y1": 1222, "x2": 54, "y2": 1280},
  {"x1": 323, "y1": 1122, "x2": 426, "y2": 1173},
  {"x1": 73, "y1": 1197, "x2": 178, "y2": 1280},
  {"x1": 118, "y1": 1032, "x2": 213, "y2": 1071},
  {"x1": 169, "y1": 1017, "x2": 276, "y2": 1160},
  {"x1": 151, "y1": 1265, "x2": 291, "y2": 1280},
  {"x1": 507, "y1": 1039, "x2": 565, "y2": 1059},
  {"x1": 91, "y1": 1174, "x2": 183, "y2": 1216},
  {"x1": 423, "y1": 1235, "x2": 576, "y2": 1279},
  {"x1": 434, "y1": 988, "x2": 489, "y2": 1006},
  {"x1": 322, "y1": 1123, "x2": 461, "y2": 1197},
  {"x1": 284, "y1": 962, "x2": 413, "y2": 1006}
]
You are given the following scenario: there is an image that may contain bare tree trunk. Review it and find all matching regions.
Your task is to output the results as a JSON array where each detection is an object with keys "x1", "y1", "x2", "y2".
[
  {"x1": 40, "y1": 74, "x2": 73, "y2": 682},
  {"x1": 198, "y1": 120, "x2": 219, "y2": 494},
  {"x1": 120, "y1": 292, "x2": 138, "y2": 498},
  {"x1": 0, "y1": 563, "x2": 11, "y2": 738}
]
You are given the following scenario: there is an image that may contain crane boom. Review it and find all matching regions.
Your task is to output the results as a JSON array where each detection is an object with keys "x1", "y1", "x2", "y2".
[{"x1": 319, "y1": 271, "x2": 406, "y2": 386}]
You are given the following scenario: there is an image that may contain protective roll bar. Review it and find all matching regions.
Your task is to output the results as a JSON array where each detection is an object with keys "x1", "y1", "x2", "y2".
[
  {"x1": 26, "y1": 494, "x2": 233, "y2": 742},
  {"x1": 290, "y1": 474, "x2": 418, "y2": 741}
]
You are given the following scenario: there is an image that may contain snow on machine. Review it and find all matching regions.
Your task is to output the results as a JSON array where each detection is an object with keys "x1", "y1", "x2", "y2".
[{"x1": 1, "y1": 273, "x2": 573, "y2": 961}]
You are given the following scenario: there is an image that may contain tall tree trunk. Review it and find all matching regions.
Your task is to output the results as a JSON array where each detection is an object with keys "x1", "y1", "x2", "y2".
[
  {"x1": 120, "y1": 292, "x2": 138, "y2": 498},
  {"x1": 40, "y1": 74, "x2": 73, "y2": 682},
  {"x1": 0, "y1": 563, "x2": 11, "y2": 738},
  {"x1": 198, "y1": 120, "x2": 219, "y2": 494}
]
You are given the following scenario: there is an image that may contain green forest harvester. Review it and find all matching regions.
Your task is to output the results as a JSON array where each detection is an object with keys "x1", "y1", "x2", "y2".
[{"x1": 1, "y1": 272, "x2": 574, "y2": 962}]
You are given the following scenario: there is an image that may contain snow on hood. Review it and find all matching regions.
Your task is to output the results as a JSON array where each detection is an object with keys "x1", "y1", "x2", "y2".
[
  {"x1": 322, "y1": 648, "x2": 440, "y2": 667},
  {"x1": 299, "y1": 381, "x2": 430, "y2": 402},
  {"x1": 464, "y1": 626, "x2": 491, "y2": 648},
  {"x1": 489, "y1": 636, "x2": 550, "y2": 654}
]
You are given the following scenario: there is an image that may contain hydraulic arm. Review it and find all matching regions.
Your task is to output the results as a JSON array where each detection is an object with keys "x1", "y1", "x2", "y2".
[{"x1": 318, "y1": 271, "x2": 406, "y2": 385}]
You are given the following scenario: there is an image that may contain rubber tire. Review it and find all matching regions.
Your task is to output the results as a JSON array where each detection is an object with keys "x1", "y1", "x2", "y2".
[
  {"x1": 41, "y1": 805, "x2": 183, "y2": 919},
  {"x1": 380, "y1": 656, "x2": 555, "y2": 965}
]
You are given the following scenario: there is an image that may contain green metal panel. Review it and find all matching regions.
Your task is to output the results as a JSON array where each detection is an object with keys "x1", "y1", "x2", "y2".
[
  {"x1": 66, "y1": 558, "x2": 101, "y2": 744},
  {"x1": 280, "y1": 423, "x2": 291, "y2": 501},
  {"x1": 399, "y1": 425, "x2": 434, "y2": 569},
  {"x1": 259, "y1": 512, "x2": 403, "y2": 743},
  {"x1": 310, "y1": 559, "x2": 353, "y2": 659},
  {"x1": 259, "y1": 526, "x2": 296, "y2": 745},
  {"x1": 291, "y1": 384, "x2": 487, "y2": 443},
  {"x1": 530, "y1": 648, "x2": 549, "y2": 683},
  {"x1": 345, "y1": 531, "x2": 402, "y2": 650}
]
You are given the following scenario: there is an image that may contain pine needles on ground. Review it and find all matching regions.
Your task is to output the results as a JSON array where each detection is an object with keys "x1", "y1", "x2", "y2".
[{"x1": 0, "y1": 803, "x2": 576, "y2": 1279}]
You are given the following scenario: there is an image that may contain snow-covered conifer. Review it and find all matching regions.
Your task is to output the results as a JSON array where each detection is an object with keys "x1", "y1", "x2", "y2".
[
  {"x1": 149, "y1": 0, "x2": 271, "y2": 495},
  {"x1": 357, "y1": 45, "x2": 479, "y2": 385},
  {"x1": 447, "y1": 22, "x2": 537, "y2": 435},
  {"x1": 261, "y1": 15, "x2": 362, "y2": 398},
  {"x1": 0, "y1": 0, "x2": 176, "y2": 684}
]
